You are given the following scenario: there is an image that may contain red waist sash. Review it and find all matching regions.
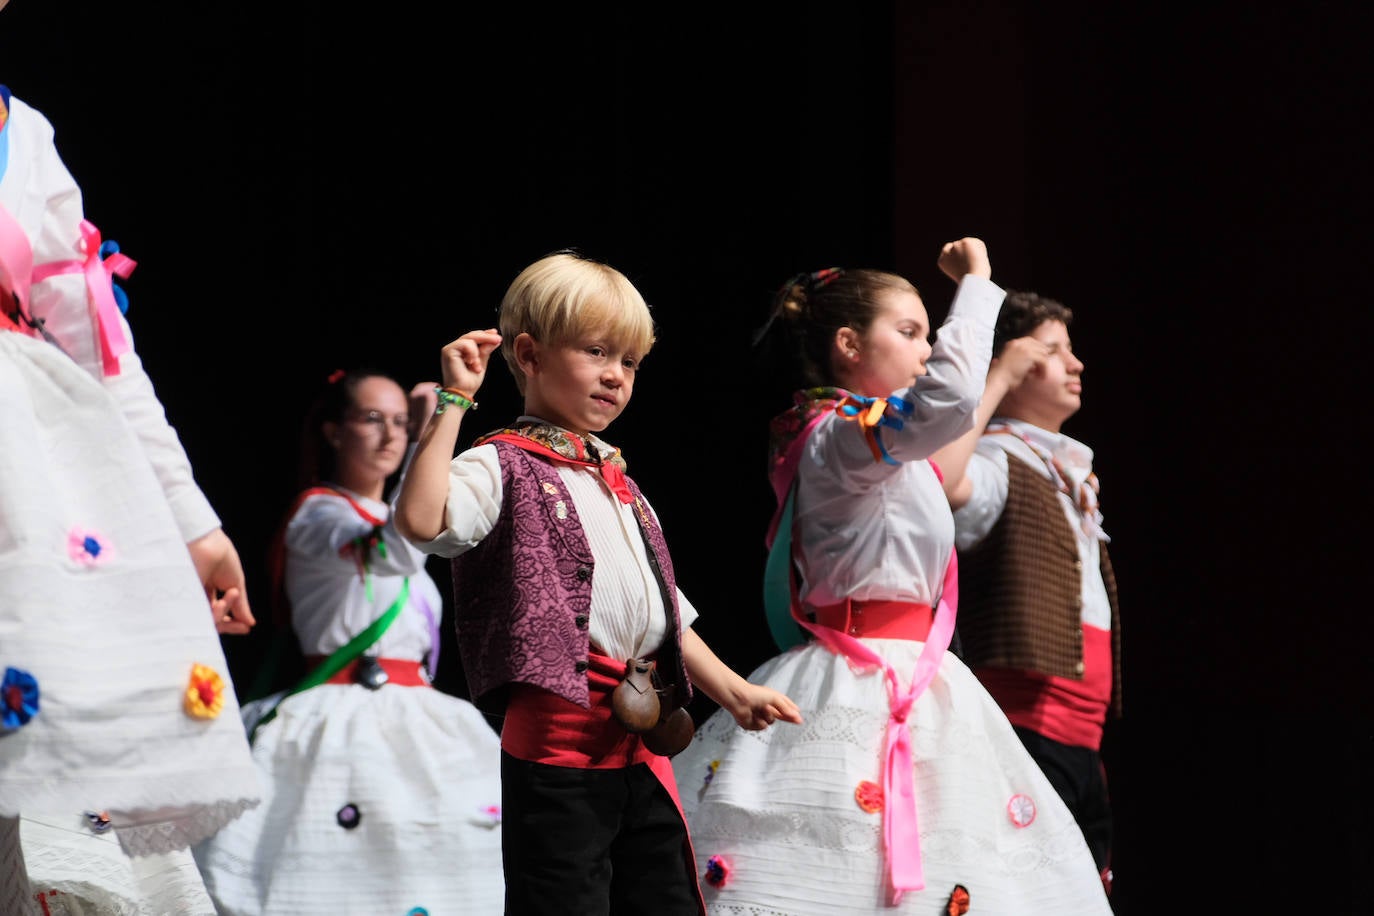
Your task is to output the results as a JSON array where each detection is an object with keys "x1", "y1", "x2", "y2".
[
  {"x1": 502, "y1": 652, "x2": 660, "y2": 769},
  {"x1": 807, "y1": 599, "x2": 935, "y2": 641},
  {"x1": 305, "y1": 656, "x2": 432, "y2": 687}
]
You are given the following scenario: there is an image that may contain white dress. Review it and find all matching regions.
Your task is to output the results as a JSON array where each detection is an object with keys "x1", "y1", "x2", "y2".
[
  {"x1": 193, "y1": 485, "x2": 505, "y2": 916},
  {"x1": 0, "y1": 92, "x2": 260, "y2": 914},
  {"x1": 670, "y1": 276, "x2": 1112, "y2": 914}
]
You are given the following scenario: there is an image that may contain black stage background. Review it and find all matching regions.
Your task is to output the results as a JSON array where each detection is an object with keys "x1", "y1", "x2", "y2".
[{"x1": 4, "y1": 2, "x2": 1371, "y2": 911}]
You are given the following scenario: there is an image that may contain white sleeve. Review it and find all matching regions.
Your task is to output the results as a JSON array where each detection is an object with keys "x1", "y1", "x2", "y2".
[
  {"x1": 819, "y1": 274, "x2": 1004, "y2": 474},
  {"x1": 674, "y1": 586, "x2": 700, "y2": 631},
  {"x1": 952, "y1": 443, "x2": 1010, "y2": 550},
  {"x1": 16, "y1": 99, "x2": 219, "y2": 542},
  {"x1": 103, "y1": 323, "x2": 221, "y2": 542},
  {"x1": 287, "y1": 492, "x2": 429, "y2": 577},
  {"x1": 409, "y1": 444, "x2": 503, "y2": 558}
]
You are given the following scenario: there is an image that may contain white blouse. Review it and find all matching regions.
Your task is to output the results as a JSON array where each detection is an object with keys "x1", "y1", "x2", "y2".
[
  {"x1": 791, "y1": 275, "x2": 1004, "y2": 609},
  {"x1": 286, "y1": 484, "x2": 444, "y2": 661},
  {"x1": 0, "y1": 95, "x2": 218, "y2": 542}
]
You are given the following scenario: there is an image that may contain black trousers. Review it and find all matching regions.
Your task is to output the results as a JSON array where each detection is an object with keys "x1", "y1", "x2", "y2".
[
  {"x1": 1013, "y1": 725, "x2": 1113, "y2": 873},
  {"x1": 500, "y1": 751, "x2": 701, "y2": 916}
]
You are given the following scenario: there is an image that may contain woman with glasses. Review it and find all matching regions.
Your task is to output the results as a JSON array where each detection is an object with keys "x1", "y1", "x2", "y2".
[{"x1": 194, "y1": 368, "x2": 505, "y2": 915}]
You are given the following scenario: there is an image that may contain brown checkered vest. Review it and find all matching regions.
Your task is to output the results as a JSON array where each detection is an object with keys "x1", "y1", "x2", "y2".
[
  {"x1": 957, "y1": 453, "x2": 1123, "y2": 717},
  {"x1": 449, "y1": 440, "x2": 691, "y2": 717}
]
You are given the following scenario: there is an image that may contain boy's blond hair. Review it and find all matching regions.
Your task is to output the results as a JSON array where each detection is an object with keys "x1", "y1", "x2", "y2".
[{"x1": 498, "y1": 251, "x2": 656, "y2": 394}]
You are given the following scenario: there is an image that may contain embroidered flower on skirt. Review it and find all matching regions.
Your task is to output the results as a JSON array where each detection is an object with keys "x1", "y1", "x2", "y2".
[
  {"x1": 183, "y1": 663, "x2": 225, "y2": 719},
  {"x1": 1, "y1": 666, "x2": 40, "y2": 732},
  {"x1": 66, "y1": 526, "x2": 115, "y2": 566},
  {"x1": 945, "y1": 883, "x2": 970, "y2": 915},
  {"x1": 1006, "y1": 793, "x2": 1037, "y2": 828},
  {"x1": 704, "y1": 854, "x2": 732, "y2": 888},
  {"x1": 855, "y1": 779, "x2": 885, "y2": 813}
]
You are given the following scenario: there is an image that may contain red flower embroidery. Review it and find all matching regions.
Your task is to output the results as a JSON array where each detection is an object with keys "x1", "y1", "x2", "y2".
[{"x1": 855, "y1": 779, "x2": 884, "y2": 813}]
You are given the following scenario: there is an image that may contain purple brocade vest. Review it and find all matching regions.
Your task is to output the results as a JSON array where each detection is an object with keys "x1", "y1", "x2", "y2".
[{"x1": 450, "y1": 439, "x2": 692, "y2": 716}]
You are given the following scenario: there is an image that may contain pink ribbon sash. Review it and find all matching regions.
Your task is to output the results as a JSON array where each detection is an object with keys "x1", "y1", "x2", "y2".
[
  {"x1": 30, "y1": 218, "x2": 135, "y2": 375},
  {"x1": 0, "y1": 202, "x2": 36, "y2": 323},
  {"x1": 794, "y1": 553, "x2": 957, "y2": 904},
  {"x1": 767, "y1": 400, "x2": 959, "y2": 903}
]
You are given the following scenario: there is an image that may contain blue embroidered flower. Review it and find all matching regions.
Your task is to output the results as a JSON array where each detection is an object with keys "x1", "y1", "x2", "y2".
[{"x1": 1, "y1": 667, "x2": 39, "y2": 732}]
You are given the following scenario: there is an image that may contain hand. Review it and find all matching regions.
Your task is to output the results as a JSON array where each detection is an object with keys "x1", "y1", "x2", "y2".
[
  {"x1": 938, "y1": 237, "x2": 991, "y2": 282},
  {"x1": 440, "y1": 329, "x2": 503, "y2": 398},
  {"x1": 187, "y1": 527, "x2": 256, "y2": 635},
  {"x1": 990, "y1": 335, "x2": 1050, "y2": 388},
  {"x1": 730, "y1": 684, "x2": 804, "y2": 731},
  {"x1": 408, "y1": 382, "x2": 440, "y2": 439}
]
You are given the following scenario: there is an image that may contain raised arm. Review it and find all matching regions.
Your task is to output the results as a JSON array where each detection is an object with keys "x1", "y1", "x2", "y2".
[
  {"x1": 931, "y1": 335, "x2": 1049, "y2": 508},
  {"x1": 394, "y1": 329, "x2": 502, "y2": 543}
]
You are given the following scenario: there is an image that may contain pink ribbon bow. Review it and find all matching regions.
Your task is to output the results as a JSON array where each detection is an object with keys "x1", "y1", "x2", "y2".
[{"x1": 32, "y1": 219, "x2": 136, "y2": 376}]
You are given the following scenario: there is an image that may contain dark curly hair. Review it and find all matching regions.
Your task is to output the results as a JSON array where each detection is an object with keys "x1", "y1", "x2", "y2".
[{"x1": 993, "y1": 290, "x2": 1073, "y2": 357}]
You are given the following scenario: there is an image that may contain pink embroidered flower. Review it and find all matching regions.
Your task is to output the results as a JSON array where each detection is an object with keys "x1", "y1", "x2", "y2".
[
  {"x1": 476, "y1": 804, "x2": 502, "y2": 827},
  {"x1": 855, "y1": 779, "x2": 884, "y2": 813},
  {"x1": 1007, "y1": 793, "x2": 1036, "y2": 828},
  {"x1": 704, "y1": 854, "x2": 731, "y2": 888},
  {"x1": 183, "y1": 664, "x2": 225, "y2": 719},
  {"x1": 66, "y1": 527, "x2": 114, "y2": 567}
]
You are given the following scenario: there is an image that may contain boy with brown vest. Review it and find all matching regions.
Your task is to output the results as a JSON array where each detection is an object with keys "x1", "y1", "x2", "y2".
[{"x1": 930, "y1": 289, "x2": 1122, "y2": 898}]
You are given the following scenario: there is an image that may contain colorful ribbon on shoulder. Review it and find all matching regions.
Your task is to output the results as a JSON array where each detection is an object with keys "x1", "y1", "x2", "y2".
[{"x1": 834, "y1": 392, "x2": 914, "y2": 465}]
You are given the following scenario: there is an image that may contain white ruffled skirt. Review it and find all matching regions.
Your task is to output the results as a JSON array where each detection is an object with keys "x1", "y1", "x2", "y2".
[
  {"x1": 671, "y1": 638, "x2": 1112, "y2": 915},
  {"x1": 0, "y1": 332, "x2": 261, "y2": 913},
  {"x1": 193, "y1": 678, "x2": 506, "y2": 915}
]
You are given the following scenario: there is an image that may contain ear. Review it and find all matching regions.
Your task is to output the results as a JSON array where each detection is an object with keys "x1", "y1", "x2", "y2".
[
  {"x1": 321, "y1": 420, "x2": 340, "y2": 448},
  {"x1": 513, "y1": 332, "x2": 540, "y2": 380},
  {"x1": 834, "y1": 326, "x2": 862, "y2": 362}
]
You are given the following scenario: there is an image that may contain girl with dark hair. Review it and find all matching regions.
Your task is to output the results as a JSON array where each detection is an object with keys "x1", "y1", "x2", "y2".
[
  {"x1": 670, "y1": 239, "x2": 1113, "y2": 914},
  {"x1": 194, "y1": 369, "x2": 505, "y2": 915}
]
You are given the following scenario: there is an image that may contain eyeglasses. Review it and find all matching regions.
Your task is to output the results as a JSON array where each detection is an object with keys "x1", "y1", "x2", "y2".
[{"x1": 346, "y1": 410, "x2": 410, "y2": 433}]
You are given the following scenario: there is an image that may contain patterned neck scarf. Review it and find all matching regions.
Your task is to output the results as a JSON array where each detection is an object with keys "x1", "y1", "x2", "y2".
[
  {"x1": 476, "y1": 418, "x2": 633, "y2": 504},
  {"x1": 987, "y1": 419, "x2": 1108, "y2": 542}
]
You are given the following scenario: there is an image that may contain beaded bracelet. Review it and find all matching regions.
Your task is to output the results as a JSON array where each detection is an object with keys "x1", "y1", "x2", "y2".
[{"x1": 434, "y1": 386, "x2": 477, "y2": 414}]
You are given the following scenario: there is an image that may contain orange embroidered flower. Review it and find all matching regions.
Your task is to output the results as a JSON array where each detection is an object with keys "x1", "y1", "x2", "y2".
[
  {"x1": 855, "y1": 779, "x2": 884, "y2": 813},
  {"x1": 184, "y1": 664, "x2": 225, "y2": 719},
  {"x1": 945, "y1": 884, "x2": 970, "y2": 915}
]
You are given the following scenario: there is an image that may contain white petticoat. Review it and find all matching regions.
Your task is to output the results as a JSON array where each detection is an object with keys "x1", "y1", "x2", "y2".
[
  {"x1": 671, "y1": 639, "x2": 1112, "y2": 915},
  {"x1": 0, "y1": 333, "x2": 261, "y2": 911},
  {"x1": 2, "y1": 813, "x2": 216, "y2": 915},
  {"x1": 193, "y1": 678, "x2": 506, "y2": 915}
]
